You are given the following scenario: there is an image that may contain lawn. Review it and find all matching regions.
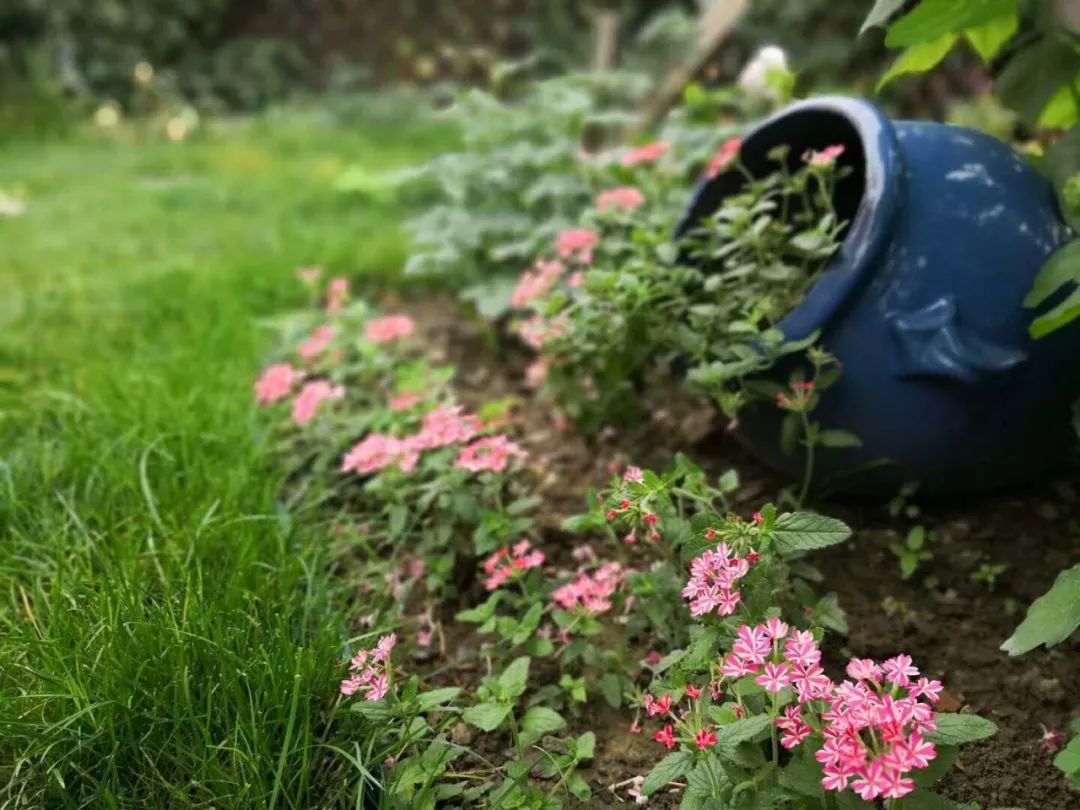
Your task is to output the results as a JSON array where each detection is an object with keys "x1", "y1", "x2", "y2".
[{"x1": 0, "y1": 104, "x2": 451, "y2": 807}]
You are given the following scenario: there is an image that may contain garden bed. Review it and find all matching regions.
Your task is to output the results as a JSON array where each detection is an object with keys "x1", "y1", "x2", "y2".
[{"x1": 323, "y1": 294, "x2": 1080, "y2": 808}]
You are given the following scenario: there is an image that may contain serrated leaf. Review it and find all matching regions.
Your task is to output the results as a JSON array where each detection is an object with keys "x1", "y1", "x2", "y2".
[
  {"x1": 642, "y1": 750, "x2": 693, "y2": 796},
  {"x1": 498, "y1": 656, "x2": 531, "y2": 698},
  {"x1": 885, "y1": 0, "x2": 1017, "y2": 47},
  {"x1": 964, "y1": 13, "x2": 1017, "y2": 63},
  {"x1": 462, "y1": 701, "x2": 510, "y2": 732},
  {"x1": 771, "y1": 512, "x2": 852, "y2": 554},
  {"x1": 878, "y1": 34, "x2": 958, "y2": 89},
  {"x1": 416, "y1": 687, "x2": 462, "y2": 711},
  {"x1": 520, "y1": 706, "x2": 565, "y2": 747},
  {"x1": 926, "y1": 713, "x2": 997, "y2": 745},
  {"x1": 715, "y1": 714, "x2": 773, "y2": 747},
  {"x1": 1001, "y1": 564, "x2": 1080, "y2": 654}
]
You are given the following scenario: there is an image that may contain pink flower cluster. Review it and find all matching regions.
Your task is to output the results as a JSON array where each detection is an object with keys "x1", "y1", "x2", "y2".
[
  {"x1": 595, "y1": 186, "x2": 645, "y2": 212},
  {"x1": 298, "y1": 325, "x2": 336, "y2": 359},
  {"x1": 340, "y1": 633, "x2": 397, "y2": 701},
  {"x1": 804, "y1": 144, "x2": 845, "y2": 167},
  {"x1": 255, "y1": 362, "x2": 302, "y2": 404},
  {"x1": 511, "y1": 259, "x2": 566, "y2": 309},
  {"x1": 621, "y1": 140, "x2": 669, "y2": 167},
  {"x1": 341, "y1": 434, "x2": 419, "y2": 474},
  {"x1": 551, "y1": 562, "x2": 625, "y2": 615},
  {"x1": 482, "y1": 539, "x2": 546, "y2": 591},
  {"x1": 292, "y1": 379, "x2": 344, "y2": 424},
  {"x1": 555, "y1": 228, "x2": 599, "y2": 262},
  {"x1": 364, "y1": 314, "x2": 415, "y2": 343},
  {"x1": 455, "y1": 434, "x2": 526, "y2": 473},
  {"x1": 813, "y1": 655, "x2": 941, "y2": 801},
  {"x1": 775, "y1": 380, "x2": 815, "y2": 411},
  {"x1": 517, "y1": 313, "x2": 567, "y2": 349},
  {"x1": 681, "y1": 544, "x2": 752, "y2": 617}
]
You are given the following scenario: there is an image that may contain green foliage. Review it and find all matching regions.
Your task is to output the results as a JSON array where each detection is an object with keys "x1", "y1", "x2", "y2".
[
  {"x1": 926, "y1": 713, "x2": 999, "y2": 745},
  {"x1": 1001, "y1": 563, "x2": 1080, "y2": 655},
  {"x1": 1055, "y1": 722, "x2": 1080, "y2": 787}
]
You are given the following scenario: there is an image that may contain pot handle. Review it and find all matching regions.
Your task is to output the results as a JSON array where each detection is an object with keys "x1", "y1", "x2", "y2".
[{"x1": 888, "y1": 296, "x2": 1027, "y2": 383}]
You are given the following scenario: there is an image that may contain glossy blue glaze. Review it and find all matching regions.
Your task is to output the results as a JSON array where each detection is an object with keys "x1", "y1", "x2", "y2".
[{"x1": 679, "y1": 96, "x2": 1078, "y2": 493}]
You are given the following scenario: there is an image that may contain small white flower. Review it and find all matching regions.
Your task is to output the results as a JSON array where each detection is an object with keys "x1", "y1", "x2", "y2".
[{"x1": 738, "y1": 45, "x2": 790, "y2": 101}]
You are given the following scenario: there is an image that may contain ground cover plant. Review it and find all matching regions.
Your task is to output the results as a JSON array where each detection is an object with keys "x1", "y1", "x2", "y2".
[{"x1": 3, "y1": 6, "x2": 1080, "y2": 809}]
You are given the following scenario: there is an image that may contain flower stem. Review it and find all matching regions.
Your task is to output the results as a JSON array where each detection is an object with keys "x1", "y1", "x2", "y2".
[{"x1": 797, "y1": 410, "x2": 815, "y2": 507}]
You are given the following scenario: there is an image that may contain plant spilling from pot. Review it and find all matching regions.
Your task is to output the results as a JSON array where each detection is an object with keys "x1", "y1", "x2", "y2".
[
  {"x1": 509, "y1": 139, "x2": 857, "y2": 502},
  {"x1": 249, "y1": 270, "x2": 999, "y2": 808}
]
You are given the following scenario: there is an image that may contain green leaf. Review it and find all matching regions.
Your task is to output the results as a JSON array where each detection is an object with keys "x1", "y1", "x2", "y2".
[
  {"x1": 964, "y1": 13, "x2": 1018, "y2": 63},
  {"x1": 926, "y1": 713, "x2": 998, "y2": 745},
  {"x1": 1001, "y1": 563, "x2": 1080, "y2": 654},
  {"x1": 714, "y1": 714, "x2": 773, "y2": 747},
  {"x1": 1039, "y1": 83, "x2": 1080, "y2": 130},
  {"x1": 771, "y1": 512, "x2": 852, "y2": 554},
  {"x1": 498, "y1": 656, "x2": 531, "y2": 698},
  {"x1": 817, "y1": 429, "x2": 863, "y2": 448},
  {"x1": 878, "y1": 34, "x2": 959, "y2": 89},
  {"x1": 1054, "y1": 734, "x2": 1080, "y2": 776},
  {"x1": 462, "y1": 701, "x2": 510, "y2": 732},
  {"x1": 1025, "y1": 240, "x2": 1080, "y2": 310},
  {"x1": 900, "y1": 789, "x2": 979, "y2": 810},
  {"x1": 575, "y1": 731, "x2": 596, "y2": 760},
  {"x1": 457, "y1": 591, "x2": 505, "y2": 623},
  {"x1": 567, "y1": 772, "x2": 591, "y2": 801},
  {"x1": 416, "y1": 687, "x2": 462, "y2": 711},
  {"x1": 520, "y1": 706, "x2": 565, "y2": 747},
  {"x1": 1030, "y1": 286, "x2": 1080, "y2": 338},
  {"x1": 914, "y1": 744, "x2": 958, "y2": 788},
  {"x1": 600, "y1": 672, "x2": 623, "y2": 708},
  {"x1": 885, "y1": 0, "x2": 1017, "y2": 47},
  {"x1": 642, "y1": 750, "x2": 693, "y2": 796},
  {"x1": 861, "y1": 0, "x2": 909, "y2": 33},
  {"x1": 778, "y1": 748, "x2": 825, "y2": 797},
  {"x1": 510, "y1": 602, "x2": 543, "y2": 646},
  {"x1": 997, "y1": 36, "x2": 1080, "y2": 126}
]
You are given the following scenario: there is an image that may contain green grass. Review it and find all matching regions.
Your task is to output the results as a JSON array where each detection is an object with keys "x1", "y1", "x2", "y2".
[{"x1": 0, "y1": 103, "x2": 451, "y2": 807}]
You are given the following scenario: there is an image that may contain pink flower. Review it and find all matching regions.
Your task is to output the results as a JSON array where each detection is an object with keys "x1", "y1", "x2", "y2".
[
  {"x1": 621, "y1": 140, "x2": 669, "y2": 167},
  {"x1": 481, "y1": 540, "x2": 546, "y2": 591},
  {"x1": 566, "y1": 271, "x2": 584, "y2": 287},
  {"x1": 364, "y1": 314, "x2": 415, "y2": 343},
  {"x1": 291, "y1": 379, "x2": 344, "y2": 424},
  {"x1": 389, "y1": 392, "x2": 421, "y2": 411},
  {"x1": 707, "y1": 137, "x2": 741, "y2": 178},
  {"x1": 685, "y1": 684, "x2": 702, "y2": 699},
  {"x1": 804, "y1": 144, "x2": 845, "y2": 167},
  {"x1": 254, "y1": 362, "x2": 302, "y2": 404},
  {"x1": 325, "y1": 277, "x2": 349, "y2": 313},
  {"x1": 295, "y1": 265, "x2": 322, "y2": 285},
  {"x1": 764, "y1": 618, "x2": 789, "y2": 639},
  {"x1": 694, "y1": 728, "x2": 718, "y2": 750},
  {"x1": 454, "y1": 434, "x2": 526, "y2": 472},
  {"x1": 846, "y1": 658, "x2": 882, "y2": 681},
  {"x1": 373, "y1": 633, "x2": 396, "y2": 662},
  {"x1": 298, "y1": 325, "x2": 336, "y2": 359},
  {"x1": 412, "y1": 405, "x2": 480, "y2": 449},
  {"x1": 365, "y1": 673, "x2": 389, "y2": 701},
  {"x1": 882, "y1": 654, "x2": 919, "y2": 687},
  {"x1": 555, "y1": 228, "x2": 599, "y2": 262},
  {"x1": 756, "y1": 662, "x2": 793, "y2": 692},
  {"x1": 623, "y1": 465, "x2": 644, "y2": 484},
  {"x1": 552, "y1": 562, "x2": 626, "y2": 614},
  {"x1": 851, "y1": 761, "x2": 892, "y2": 801},
  {"x1": 341, "y1": 636, "x2": 397, "y2": 702},
  {"x1": 517, "y1": 313, "x2": 567, "y2": 349},
  {"x1": 340, "y1": 673, "x2": 363, "y2": 696},
  {"x1": 511, "y1": 259, "x2": 565, "y2": 308},
  {"x1": 644, "y1": 693, "x2": 672, "y2": 717},
  {"x1": 732, "y1": 624, "x2": 771, "y2": 663},
  {"x1": 1041, "y1": 725, "x2": 1065, "y2": 752},
  {"x1": 341, "y1": 434, "x2": 419, "y2": 475},
  {"x1": 683, "y1": 545, "x2": 751, "y2": 618},
  {"x1": 524, "y1": 358, "x2": 549, "y2": 389},
  {"x1": 654, "y1": 724, "x2": 676, "y2": 750},
  {"x1": 596, "y1": 186, "x2": 645, "y2": 211}
]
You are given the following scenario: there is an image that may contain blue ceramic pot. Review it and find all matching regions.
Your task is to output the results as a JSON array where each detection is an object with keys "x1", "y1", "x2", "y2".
[{"x1": 678, "y1": 96, "x2": 1078, "y2": 494}]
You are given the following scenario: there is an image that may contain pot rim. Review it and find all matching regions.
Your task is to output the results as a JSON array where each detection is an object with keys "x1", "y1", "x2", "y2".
[{"x1": 677, "y1": 95, "x2": 903, "y2": 343}]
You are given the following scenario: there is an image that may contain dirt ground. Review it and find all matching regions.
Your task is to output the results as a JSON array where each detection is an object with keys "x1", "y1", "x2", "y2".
[{"x1": 406, "y1": 295, "x2": 1080, "y2": 808}]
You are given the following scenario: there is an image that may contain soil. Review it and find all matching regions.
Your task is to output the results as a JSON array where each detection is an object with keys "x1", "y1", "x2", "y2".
[{"x1": 403, "y1": 295, "x2": 1080, "y2": 809}]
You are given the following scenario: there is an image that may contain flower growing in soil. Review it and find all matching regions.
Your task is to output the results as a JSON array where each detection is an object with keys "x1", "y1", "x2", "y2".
[
  {"x1": 254, "y1": 362, "x2": 302, "y2": 404},
  {"x1": 681, "y1": 544, "x2": 751, "y2": 617},
  {"x1": 511, "y1": 259, "x2": 565, "y2": 308},
  {"x1": 551, "y1": 561, "x2": 626, "y2": 615},
  {"x1": 364, "y1": 314, "x2": 415, "y2": 343},
  {"x1": 482, "y1": 539, "x2": 546, "y2": 591},
  {"x1": 455, "y1": 435, "x2": 527, "y2": 473},
  {"x1": 291, "y1": 379, "x2": 344, "y2": 424},
  {"x1": 555, "y1": 228, "x2": 599, "y2": 262},
  {"x1": 340, "y1": 633, "x2": 397, "y2": 701},
  {"x1": 341, "y1": 434, "x2": 419, "y2": 474},
  {"x1": 298, "y1": 325, "x2": 336, "y2": 359},
  {"x1": 595, "y1": 186, "x2": 645, "y2": 212},
  {"x1": 620, "y1": 140, "x2": 669, "y2": 167}
]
